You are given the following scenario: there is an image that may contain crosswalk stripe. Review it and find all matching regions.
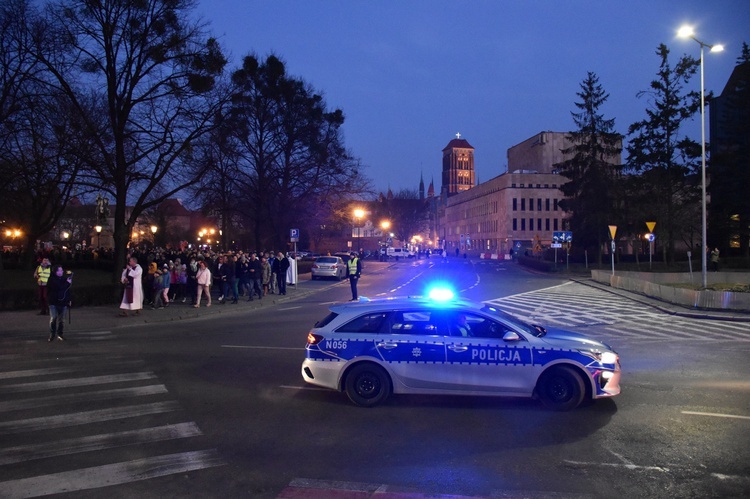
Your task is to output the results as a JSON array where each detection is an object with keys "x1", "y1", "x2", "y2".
[
  {"x1": 0, "y1": 449, "x2": 225, "y2": 498},
  {"x1": 0, "y1": 422, "x2": 202, "y2": 465},
  {"x1": 0, "y1": 360, "x2": 145, "y2": 380},
  {"x1": 0, "y1": 384, "x2": 169, "y2": 413},
  {"x1": 490, "y1": 282, "x2": 750, "y2": 342},
  {"x1": 0, "y1": 401, "x2": 180, "y2": 435},
  {"x1": 0, "y1": 372, "x2": 157, "y2": 393}
]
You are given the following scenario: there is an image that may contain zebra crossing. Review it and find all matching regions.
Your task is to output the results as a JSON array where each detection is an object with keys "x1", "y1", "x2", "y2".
[
  {"x1": 486, "y1": 282, "x2": 750, "y2": 344},
  {"x1": 0, "y1": 354, "x2": 224, "y2": 498}
]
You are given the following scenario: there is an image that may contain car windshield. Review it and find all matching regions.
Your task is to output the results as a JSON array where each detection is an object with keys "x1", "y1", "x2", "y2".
[
  {"x1": 316, "y1": 257, "x2": 337, "y2": 264},
  {"x1": 481, "y1": 305, "x2": 546, "y2": 337}
]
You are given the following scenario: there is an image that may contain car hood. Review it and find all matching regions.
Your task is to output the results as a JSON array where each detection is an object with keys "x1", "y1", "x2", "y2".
[{"x1": 540, "y1": 327, "x2": 614, "y2": 351}]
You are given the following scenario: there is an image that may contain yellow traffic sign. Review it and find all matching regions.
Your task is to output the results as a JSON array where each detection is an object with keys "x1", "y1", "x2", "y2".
[
  {"x1": 646, "y1": 221, "x2": 656, "y2": 233},
  {"x1": 608, "y1": 225, "x2": 617, "y2": 240}
]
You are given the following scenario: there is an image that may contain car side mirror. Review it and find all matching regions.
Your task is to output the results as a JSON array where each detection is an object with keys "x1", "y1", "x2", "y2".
[{"x1": 502, "y1": 331, "x2": 520, "y2": 342}]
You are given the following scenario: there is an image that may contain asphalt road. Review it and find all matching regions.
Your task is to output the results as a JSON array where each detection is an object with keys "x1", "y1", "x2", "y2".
[{"x1": 1, "y1": 258, "x2": 748, "y2": 498}]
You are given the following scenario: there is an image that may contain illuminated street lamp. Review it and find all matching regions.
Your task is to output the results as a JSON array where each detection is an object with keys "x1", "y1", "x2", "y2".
[
  {"x1": 678, "y1": 25, "x2": 723, "y2": 288},
  {"x1": 353, "y1": 208, "x2": 365, "y2": 252},
  {"x1": 94, "y1": 224, "x2": 102, "y2": 248}
]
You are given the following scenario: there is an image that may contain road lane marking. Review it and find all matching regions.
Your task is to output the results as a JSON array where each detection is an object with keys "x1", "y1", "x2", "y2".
[
  {"x1": 1, "y1": 372, "x2": 158, "y2": 393},
  {"x1": 563, "y1": 460, "x2": 668, "y2": 472},
  {"x1": 0, "y1": 384, "x2": 169, "y2": 413},
  {"x1": 278, "y1": 306, "x2": 303, "y2": 311},
  {"x1": 0, "y1": 422, "x2": 202, "y2": 465},
  {"x1": 682, "y1": 410, "x2": 750, "y2": 420},
  {"x1": 0, "y1": 401, "x2": 180, "y2": 435},
  {"x1": 0, "y1": 449, "x2": 225, "y2": 498},
  {"x1": 221, "y1": 345, "x2": 303, "y2": 350}
]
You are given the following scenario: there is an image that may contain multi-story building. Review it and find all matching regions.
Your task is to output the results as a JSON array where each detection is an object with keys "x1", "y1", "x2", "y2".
[{"x1": 438, "y1": 131, "x2": 620, "y2": 255}]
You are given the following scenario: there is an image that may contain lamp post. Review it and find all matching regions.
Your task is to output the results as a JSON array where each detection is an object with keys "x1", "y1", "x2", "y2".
[
  {"x1": 150, "y1": 225, "x2": 157, "y2": 248},
  {"x1": 353, "y1": 208, "x2": 365, "y2": 254},
  {"x1": 94, "y1": 225, "x2": 102, "y2": 248},
  {"x1": 677, "y1": 25, "x2": 723, "y2": 289}
]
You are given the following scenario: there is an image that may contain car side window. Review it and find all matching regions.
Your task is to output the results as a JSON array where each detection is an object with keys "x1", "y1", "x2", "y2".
[
  {"x1": 336, "y1": 313, "x2": 389, "y2": 334},
  {"x1": 448, "y1": 312, "x2": 514, "y2": 339},
  {"x1": 390, "y1": 311, "x2": 448, "y2": 336}
]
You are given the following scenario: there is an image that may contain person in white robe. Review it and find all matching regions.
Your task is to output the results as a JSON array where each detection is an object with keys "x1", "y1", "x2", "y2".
[{"x1": 119, "y1": 257, "x2": 143, "y2": 316}]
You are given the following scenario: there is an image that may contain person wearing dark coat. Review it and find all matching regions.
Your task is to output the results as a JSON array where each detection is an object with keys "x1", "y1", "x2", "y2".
[
  {"x1": 46, "y1": 265, "x2": 72, "y2": 342},
  {"x1": 273, "y1": 252, "x2": 290, "y2": 295}
]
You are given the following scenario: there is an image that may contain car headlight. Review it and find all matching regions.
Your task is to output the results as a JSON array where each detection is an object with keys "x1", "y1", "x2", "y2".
[{"x1": 578, "y1": 349, "x2": 618, "y2": 365}]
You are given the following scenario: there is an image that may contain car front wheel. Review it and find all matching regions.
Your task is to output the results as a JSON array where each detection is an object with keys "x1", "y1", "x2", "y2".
[
  {"x1": 344, "y1": 363, "x2": 391, "y2": 407},
  {"x1": 537, "y1": 365, "x2": 585, "y2": 411}
]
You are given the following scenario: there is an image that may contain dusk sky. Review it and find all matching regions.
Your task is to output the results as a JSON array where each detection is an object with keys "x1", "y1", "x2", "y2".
[{"x1": 195, "y1": 1, "x2": 750, "y2": 195}]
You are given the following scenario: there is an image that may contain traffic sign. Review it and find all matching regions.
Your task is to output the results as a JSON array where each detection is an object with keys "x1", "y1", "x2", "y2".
[
  {"x1": 290, "y1": 228, "x2": 299, "y2": 242},
  {"x1": 646, "y1": 221, "x2": 656, "y2": 233}
]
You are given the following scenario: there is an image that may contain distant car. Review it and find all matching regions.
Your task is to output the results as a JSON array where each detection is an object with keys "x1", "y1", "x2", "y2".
[
  {"x1": 311, "y1": 256, "x2": 346, "y2": 280},
  {"x1": 301, "y1": 291, "x2": 621, "y2": 409}
]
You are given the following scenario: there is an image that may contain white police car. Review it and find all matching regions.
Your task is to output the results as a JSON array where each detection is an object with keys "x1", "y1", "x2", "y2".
[{"x1": 301, "y1": 290, "x2": 621, "y2": 410}]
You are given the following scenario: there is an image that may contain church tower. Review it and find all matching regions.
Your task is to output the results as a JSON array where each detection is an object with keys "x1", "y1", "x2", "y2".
[
  {"x1": 441, "y1": 133, "x2": 475, "y2": 196},
  {"x1": 419, "y1": 172, "x2": 425, "y2": 200}
]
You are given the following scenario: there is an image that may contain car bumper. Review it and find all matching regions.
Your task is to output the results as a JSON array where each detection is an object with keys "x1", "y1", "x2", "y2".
[
  {"x1": 311, "y1": 270, "x2": 340, "y2": 278},
  {"x1": 301, "y1": 358, "x2": 344, "y2": 391},
  {"x1": 592, "y1": 362, "x2": 621, "y2": 398}
]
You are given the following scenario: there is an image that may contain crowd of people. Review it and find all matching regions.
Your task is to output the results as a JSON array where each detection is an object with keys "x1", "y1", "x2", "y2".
[{"x1": 118, "y1": 248, "x2": 297, "y2": 316}]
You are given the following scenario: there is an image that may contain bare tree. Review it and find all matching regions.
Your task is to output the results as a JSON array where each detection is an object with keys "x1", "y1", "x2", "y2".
[{"x1": 35, "y1": 0, "x2": 228, "y2": 282}]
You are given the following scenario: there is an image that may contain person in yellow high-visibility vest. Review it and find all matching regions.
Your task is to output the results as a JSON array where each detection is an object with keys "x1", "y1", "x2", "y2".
[
  {"x1": 33, "y1": 258, "x2": 51, "y2": 315},
  {"x1": 346, "y1": 252, "x2": 362, "y2": 301}
]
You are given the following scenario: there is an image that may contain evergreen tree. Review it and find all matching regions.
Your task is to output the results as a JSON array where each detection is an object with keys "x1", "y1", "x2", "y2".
[
  {"x1": 627, "y1": 44, "x2": 701, "y2": 264},
  {"x1": 555, "y1": 72, "x2": 622, "y2": 265},
  {"x1": 738, "y1": 41, "x2": 750, "y2": 64}
]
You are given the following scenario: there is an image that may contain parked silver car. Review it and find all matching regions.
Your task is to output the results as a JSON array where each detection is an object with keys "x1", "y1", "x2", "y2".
[{"x1": 311, "y1": 256, "x2": 346, "y2": 280}]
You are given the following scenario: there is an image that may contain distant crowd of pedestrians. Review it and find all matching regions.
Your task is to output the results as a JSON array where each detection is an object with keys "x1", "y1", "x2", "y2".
[{"x1": 118, "y1": 248, "x2": 297, "y2": 316}]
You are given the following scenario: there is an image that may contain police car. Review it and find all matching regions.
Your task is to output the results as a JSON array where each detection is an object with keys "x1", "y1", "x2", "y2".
[{"x1": 301, "y1": 289, "x2": 621, "y2": 410}]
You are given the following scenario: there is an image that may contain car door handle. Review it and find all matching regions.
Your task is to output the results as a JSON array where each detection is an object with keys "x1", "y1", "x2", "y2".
[
  {"x1": 447, "y1": 344, "x2": 469, "y2": 352},
  {"x1": 377, "y1": 342, "x2": 399, "y2": 349}
]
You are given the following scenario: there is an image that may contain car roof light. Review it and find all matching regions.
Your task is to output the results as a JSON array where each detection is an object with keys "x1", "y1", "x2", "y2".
[{"x1": 427, "y1": 287, "x2": 455, "y2": 301}]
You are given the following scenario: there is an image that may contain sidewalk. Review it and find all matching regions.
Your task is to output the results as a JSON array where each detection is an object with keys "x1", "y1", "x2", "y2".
[
  {"x1": 573, "y1": 276, "x2": 750, "y2": 322},
  {"x1": 1, "y1": 261, "x2": 398, "y2": 336}
]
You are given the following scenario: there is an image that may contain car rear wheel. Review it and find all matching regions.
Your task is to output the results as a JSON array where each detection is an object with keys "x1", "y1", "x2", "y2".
[
  {"x1": 537, "y1": 365, "x2": 585, "y2": 411},
  {"x1": 344, "y1": 363, "x2": 391, "y2": 407}
]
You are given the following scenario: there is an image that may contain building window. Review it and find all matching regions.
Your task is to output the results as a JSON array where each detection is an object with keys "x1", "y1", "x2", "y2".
[
  {"x1": 554, "y1": 219, "x2": 559, "y2": 231},
  {"x1": 545, "y1": 219, "x2": 550, "y2": 231},
  {"x1": 521, "y1": 199, "x2": 525, "y2": 211},
  {"x1": 529, "y1": 218, "x2": 534, "y2": 231},
  {"x1": 521, "y1": 219, "x2": 525, "y2": 231},
  {"x1": 512, "y1": 198, "x2": 517, "y2": 211},
  {"x1": 529, "y1": 198, "x2": 533, "y2": 211},
  {"x1": 545, "y1": 198, "x2": 550, "y2": 211},
  {"x1": 554, "y1": 199, "x2": 559, "y2": 211},
  {"x1": 537, "y1": 199, "x2": 542, "y2": 211},
  {"x1": 520, "y1": 184, "x2": 524, "y2": 188},
  {"x1": 513, "y1": 218, "x2": 517, "y2": 231},
  {"x1": 538, "y1": 218, "x2": 542, "y2": 231}
]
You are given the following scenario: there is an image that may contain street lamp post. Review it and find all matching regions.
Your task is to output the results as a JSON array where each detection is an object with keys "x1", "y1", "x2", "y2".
[
  {"x1": 150, "y1": 225, "x2": 157, "y2": 248},
  {"x1": 94, "y1": 225, "x2": 102, "y2": 248},
  {"x1": 678, "y1": 25, "x2": 723, "y2": 289}
]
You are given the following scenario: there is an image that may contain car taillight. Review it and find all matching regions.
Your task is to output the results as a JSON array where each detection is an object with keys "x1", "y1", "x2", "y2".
[
  {"x1": 307, "y1": 333, "x2": 324, "y2": 345},
  {"x1": 312, "y1": 264, "x2": 319, "y2": 269}
]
